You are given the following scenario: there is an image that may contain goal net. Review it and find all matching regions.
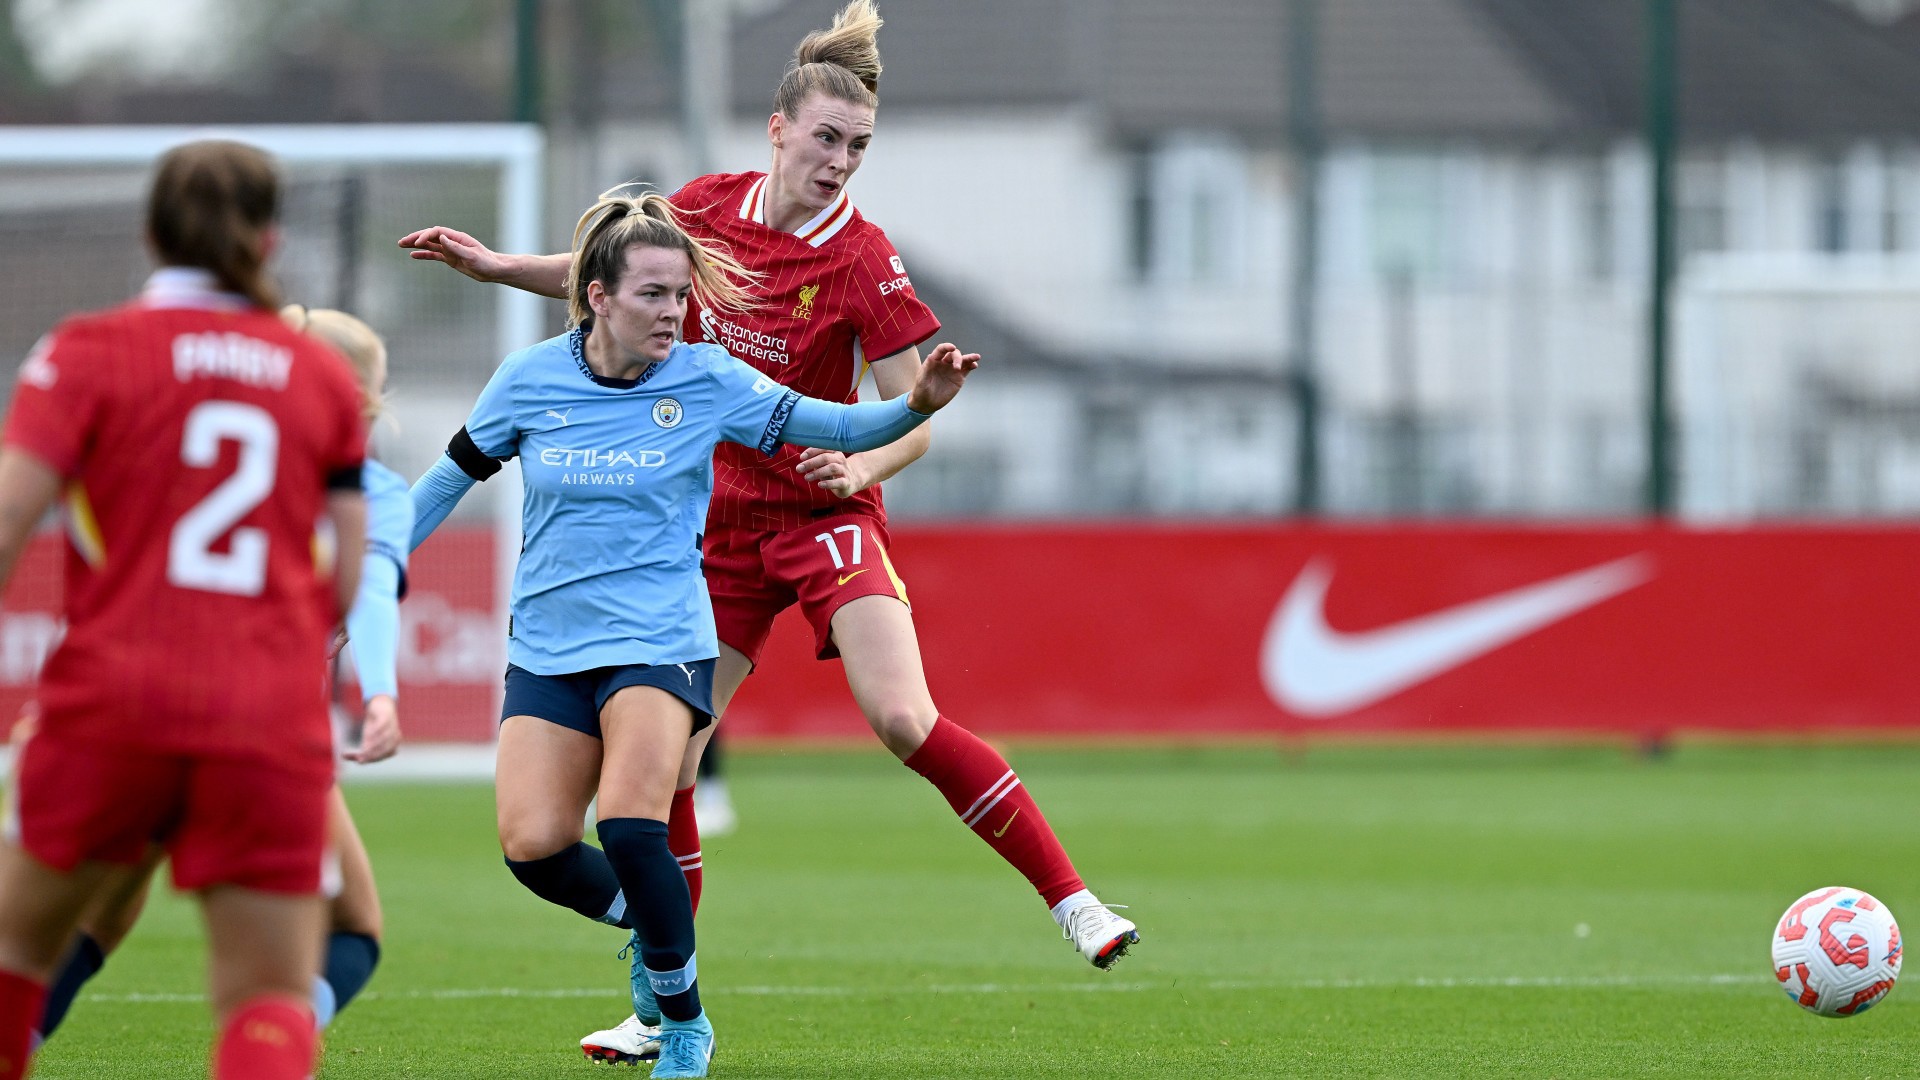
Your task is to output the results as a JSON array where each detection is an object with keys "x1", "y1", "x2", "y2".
[{"x1": 0, "y1": 124, "x2": 549, "y2": 747}]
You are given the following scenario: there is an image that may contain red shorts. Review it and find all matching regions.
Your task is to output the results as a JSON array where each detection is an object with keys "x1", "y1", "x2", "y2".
[
  {"x1": 705, "y1": 512, "x2": 910, "y2": 666},
  {"x1": 5, "y1": 731, "x2": 332, "y2": 895}
]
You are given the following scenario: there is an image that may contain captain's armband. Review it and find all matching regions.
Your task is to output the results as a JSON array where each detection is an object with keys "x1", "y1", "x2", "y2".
[{"x1": 447, "y1": 427, "x2": 504, "y2": 482}]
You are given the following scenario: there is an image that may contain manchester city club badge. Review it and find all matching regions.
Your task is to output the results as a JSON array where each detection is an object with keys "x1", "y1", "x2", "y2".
[{"x1": 653, "y1": 397, "x2": 683, "y2": 429}]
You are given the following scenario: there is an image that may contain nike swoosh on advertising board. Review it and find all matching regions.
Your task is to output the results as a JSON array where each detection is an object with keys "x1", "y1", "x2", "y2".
[{"x1": 1260, "y1": 555, "x2": 1656, "y2": 718}]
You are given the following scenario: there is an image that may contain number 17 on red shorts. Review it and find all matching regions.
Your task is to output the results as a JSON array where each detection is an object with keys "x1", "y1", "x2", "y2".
[{"x1": 704, "y1": 512, "x2": 910, "y2": 664}]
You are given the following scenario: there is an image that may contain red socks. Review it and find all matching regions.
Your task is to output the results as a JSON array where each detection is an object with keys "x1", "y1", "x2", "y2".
[
  {"x1": 668, "y1": 785, "x2": 703, "y2": 916},
  {"x1": 0, "y1": 969, "x2": 44, "y2": 1080},
  {"x1": 213, "y1": 995, "x2": 315, "y2": 1080},
  {"x1": 904, "y1": 716, "x2": 1086, "y2": 907}
]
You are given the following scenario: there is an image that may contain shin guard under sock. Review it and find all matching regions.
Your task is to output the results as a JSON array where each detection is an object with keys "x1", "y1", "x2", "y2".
[
  {"x1": 597, "y1": 817, "x2": 701, "y2": 1022},
  {"x1": 506, "y1": 842, "x2": 631, "y2": 928},
  {"x1": 212, "y1": 995, "x2": 314, "y2": 1080},
  {"x1": 904, "y1": 715, "x2": 1087, "y2": 907}
]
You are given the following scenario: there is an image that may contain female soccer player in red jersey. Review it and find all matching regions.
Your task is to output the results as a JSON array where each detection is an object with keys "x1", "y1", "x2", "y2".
[
  {"x1": 21, "y1": 306, "x2": 408, "y2": 1048},
  {"x1": 0, "y1": 140, "x2": 368, "y2": 1080},
  {"x1": 401, "y1": 3, "x2": 1136, "y2": 1047}
]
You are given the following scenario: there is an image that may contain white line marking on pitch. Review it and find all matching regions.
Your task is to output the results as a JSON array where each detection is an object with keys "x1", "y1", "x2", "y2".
[{"x1": 82, "y1": 972, "x2": 1770, "y2": 1005}]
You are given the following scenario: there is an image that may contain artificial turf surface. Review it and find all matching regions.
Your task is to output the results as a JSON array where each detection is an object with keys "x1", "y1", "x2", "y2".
[{"x1": 23, "y1": 743, "x2": 1920, "y2": 1078}]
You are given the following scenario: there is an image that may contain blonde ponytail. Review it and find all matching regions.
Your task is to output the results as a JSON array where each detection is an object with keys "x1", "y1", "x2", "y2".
[
  {"x1": 282, "y1": 304, "x2": 389, "y2": 421},
  {"x1": 774, "y1": 0, "x2": 882, "y2": 116},
  {"x1": 565, "y1": 188, "x2": 759, "y2": 328}
]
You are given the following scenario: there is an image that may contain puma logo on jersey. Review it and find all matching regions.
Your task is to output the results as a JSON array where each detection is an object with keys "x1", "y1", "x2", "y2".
[
  {"x1": 545, "y1": 408, "x2": 573, "y2": 426},
  {"x1": 793, "y1": 283, "x2": 819, "y2": 320},
  {"x1": 677, "y1": 663, "x2": 695, "y2": 685}
]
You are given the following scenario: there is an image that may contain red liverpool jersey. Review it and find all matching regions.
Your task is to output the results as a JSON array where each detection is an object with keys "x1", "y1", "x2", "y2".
[
  {"x1": 671, "y1": 172, "x2": 941, "y2": 531},
  {"x1": 2, "y1": 271, "x2": 366, "y2": 766}
]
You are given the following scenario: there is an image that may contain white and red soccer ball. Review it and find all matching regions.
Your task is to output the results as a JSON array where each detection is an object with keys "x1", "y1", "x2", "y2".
[{"x1": 1772, "y1": 886, "x2": 1901, "y2": 1017}]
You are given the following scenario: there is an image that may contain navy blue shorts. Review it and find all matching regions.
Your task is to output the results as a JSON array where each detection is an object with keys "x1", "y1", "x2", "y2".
[{"x1": 501, "y1": 659, "x2": 717, "y2": 739}]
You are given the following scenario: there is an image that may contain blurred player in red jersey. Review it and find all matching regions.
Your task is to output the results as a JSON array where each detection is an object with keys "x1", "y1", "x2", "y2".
[
  {"x1": 402, "y1": 1, "x2": 1136, "y2": 1054},
  {"x1": 0, "y1": 141, "x2": 368, "y2": 1080},
  {"x1": 20, "y1": 306, "x2": 407, "y2": 1049}
]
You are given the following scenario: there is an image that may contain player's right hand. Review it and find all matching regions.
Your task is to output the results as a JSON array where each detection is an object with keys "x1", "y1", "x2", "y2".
[
  {"x1": 397, "y1": 226, "x2": 511, "y2": 284},
  {"x1": 344, "y1": 694, "x2": 401, "y2": 764},
  {"x1": 906, "y1": 343, "x2": 981, "y2": 414}
]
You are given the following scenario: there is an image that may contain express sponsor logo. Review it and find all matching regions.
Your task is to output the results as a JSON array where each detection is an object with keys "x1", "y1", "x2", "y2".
[{"x1": 877, "y1": 275, "x2": 914, "y2": 297}]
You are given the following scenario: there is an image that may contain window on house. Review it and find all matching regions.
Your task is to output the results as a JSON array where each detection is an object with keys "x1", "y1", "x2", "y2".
[
  {"x1": 1124, "y1": 145, "x2": 1154, "y2": 281},
  {"x1": 1124, "y1": 134, "x2": 1248, "y2": 285},
  {"x1": 1579, "y1": 156, "x2": 1615, "y2": 281},
  {"x1": 1678, "y1": 156, "x2": 1728, "y2": 260},
  {"x1": 1815, "y1": 156, "x2": 1849, "y2": 254},
  {"x1": 1368, "y1": 152, "x2": 1447, "y2": 282},
  {"x1": 1879, "y1": 154, "x2": 1905, "y2": 252}
]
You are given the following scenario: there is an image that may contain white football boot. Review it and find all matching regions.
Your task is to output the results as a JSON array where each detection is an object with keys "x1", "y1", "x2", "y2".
[
  {"x1": 1052, "y1": 891, "x2": 1139, "y2": 970},
  {"x1": 692, "y1": 780, "x2": 736, "y2": 837},
  {"x1": 581, "y1": 1014, "x2": 662, "y2": 1065}
]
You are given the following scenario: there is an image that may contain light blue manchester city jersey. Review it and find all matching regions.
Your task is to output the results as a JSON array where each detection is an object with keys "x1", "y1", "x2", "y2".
[{"x1": 459, "y1": 331, "x2": 797, "y2": 674}]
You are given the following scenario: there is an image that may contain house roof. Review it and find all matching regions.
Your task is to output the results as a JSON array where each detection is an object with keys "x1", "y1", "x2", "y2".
[
  {"x1": 11, "y1": 1, "x2": 1920, "y2": 141},
  {"x1": 627, "y1": 0, "x2": 1920, "y2": 142}
]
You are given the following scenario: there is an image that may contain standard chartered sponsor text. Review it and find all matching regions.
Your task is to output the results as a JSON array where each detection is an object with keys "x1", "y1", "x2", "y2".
[{"x1": 703, "y1": 311, "x2": 790, "y2": 365}]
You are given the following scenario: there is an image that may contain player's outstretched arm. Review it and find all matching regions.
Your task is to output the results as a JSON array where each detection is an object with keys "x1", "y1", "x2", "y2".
[
  {"x1": 407, "y1": 455, "x2": 479, "y2": 552},
  {"x1": 769, "y1": 345, "x2": 979, "y2": 453},
  {"x1": 343, "y1": 554, "x2": 404, "y2": 764},
  {"x1": 905, "y1": 343, "x2": 981, "y2": 414},
  {"x1": 328, "y1": 491, "x2": 367, "y2": 619},
  {"x1": 796, "y1": 344, "x2": 931, "y2": 498},
  {"x1": 396, "y1": 227, "x2": 572, "y2": 299},
  {"x1": 0, "y1": 448, "x2": 60, "y2": 591}
]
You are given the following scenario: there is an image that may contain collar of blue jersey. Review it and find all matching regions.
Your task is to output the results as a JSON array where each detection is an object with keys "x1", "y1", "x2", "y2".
[
  {"x1": 568, "y1": 325, "x2": 666, "y2": 390},
  {"x1": 141, "y1": 267, "x2": 250, "y2": 311}
]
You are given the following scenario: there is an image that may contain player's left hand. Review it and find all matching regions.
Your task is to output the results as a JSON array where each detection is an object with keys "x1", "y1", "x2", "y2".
[
  {"x1": 796, "y1": 448, "x2": 870, "y2": 498},
  {"x1": 906, "y1": 343, "x2": 981, "y2": 414},
  {"x1": 345, "y1": 694, "x2": 401, "y2": 764}
]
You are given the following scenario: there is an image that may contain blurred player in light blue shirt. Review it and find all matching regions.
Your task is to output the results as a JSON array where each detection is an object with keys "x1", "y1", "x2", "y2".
[{"x1": 406, "y1": 190, "x2": 977, "y2": 1079}]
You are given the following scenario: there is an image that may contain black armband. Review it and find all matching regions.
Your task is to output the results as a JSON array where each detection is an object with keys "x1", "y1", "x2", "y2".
[
  {"x1": 448, "y1": 427, "x2": 504, "y2": 482},
  {"x1": 756, "y1": 389, "x2": 803, "y2": 455},
  {"x1": 326, "y1": 464, "x2": 365, "y2": 491}
]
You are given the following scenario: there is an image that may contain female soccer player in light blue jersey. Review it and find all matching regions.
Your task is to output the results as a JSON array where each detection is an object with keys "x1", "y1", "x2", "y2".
[{"x1": 408, "y1": 190, "x2": 976, "y2": 1079}]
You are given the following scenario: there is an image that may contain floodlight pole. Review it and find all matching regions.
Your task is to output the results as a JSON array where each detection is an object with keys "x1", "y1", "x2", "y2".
[
  {"x1": 514, "y1": 0, "x2": 544, "y2": 124},
  {"x1": 1286, "y1": 0, "x2": 1324, "y2": 516},
  {"x1": 680, "y1": 0, "x2": 731, "y2": 178},
  {"x1": 1645, "y1": 0, "x2": 1678, "y2": 516}
]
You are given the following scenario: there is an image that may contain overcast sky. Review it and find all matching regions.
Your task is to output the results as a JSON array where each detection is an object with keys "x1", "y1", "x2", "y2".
[{"x1": 13, "y1": 0, "x2": 245, "y2": 84}]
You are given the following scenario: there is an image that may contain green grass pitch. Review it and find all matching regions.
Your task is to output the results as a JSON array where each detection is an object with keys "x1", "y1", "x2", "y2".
[{"x1": 23, "y1": 743, "x2": 1920, "y2": 1078}]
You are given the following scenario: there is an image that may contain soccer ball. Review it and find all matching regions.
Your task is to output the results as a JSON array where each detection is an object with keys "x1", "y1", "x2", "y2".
[{"x1": 1771, "y1": 886, "x2": 1901, "y2": 1017}]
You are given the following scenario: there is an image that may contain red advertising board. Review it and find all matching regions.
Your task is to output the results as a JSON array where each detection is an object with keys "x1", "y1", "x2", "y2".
[
  {"x1": 726, "y1": 523, "x2": 1920, "y2": 739},
  {"x1": 6, "y1": 523, "x2": 1919, "y2": 741},
  {"x1": 0, "y1": 528, "x2": 503, "y2": 743}
]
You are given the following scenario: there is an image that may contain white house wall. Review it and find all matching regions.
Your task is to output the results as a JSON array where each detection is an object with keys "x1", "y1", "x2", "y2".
[{"x1": 545, "y1": 117, "x2": 1920, "y2": 517}]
